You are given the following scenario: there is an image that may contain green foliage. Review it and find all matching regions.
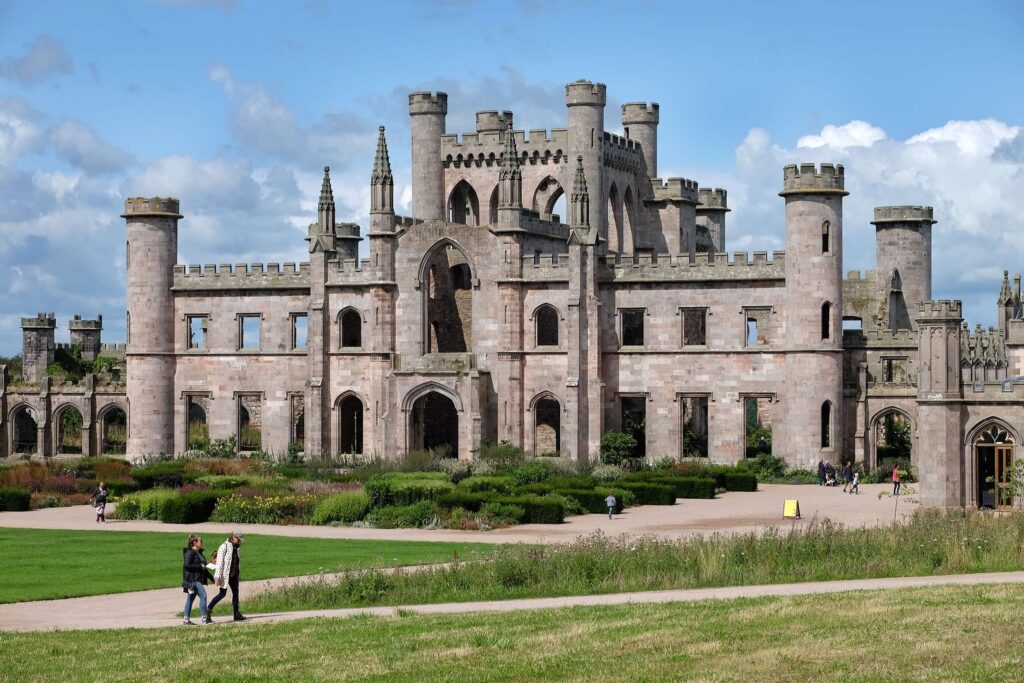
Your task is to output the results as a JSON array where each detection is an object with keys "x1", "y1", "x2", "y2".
[
  {"x1": 877, "y1": 413, "x2": 912, "y2": 461},
  {"x1": 477, "y1": 501, "x2": 526, "y2": 527},
  {"x1": 210, "y1": 493, "x2": 319, "y2": 525},
  {"x1": 104, "y1": 479, "x2": 139, "y2": 497},
  {"x1": 0, "y1": 487, "x2": 31, "y2": 511},
  {"x1": 435, "y1": 489, "x2": 491, "y2": 512},
  {"x1": 552, "y1": 488, "x2": 624, "y2": 514},
  {"x1": 187, "y1": 421, "x2": 209, "y2": 450},
  {"x1": 682, "y1": 428, "x2": 709, "y2": 458},
  {"x1": 599, "y1": 430, "x2": 637, "y2": 466},
  {"x1": 489, "y1": 494, "x2": 565, "y2": 524},
  {"x1": 737, "y1": 452, "x2": 786, "y2": 480},
  {"x1": 365, "y1": 501, "x2": 440, "y2": 528},
  {"x1": 285, "y1": 440, "x2": 305, "y2": 466},
  {"x1": 722, "y1": 472, "x2": 759, "y2": 492},
  {"x1": 508, "y1": 461, "x2": 550, "y2": 486},
  {"x1": 476, "y1": 441, "x2": 525, "y2": 470},
  {"x1": 590, "y1": 464, "x2": 624, "y2": 482},
  {"x1": 456, "y1": 475, "x2": 515, "y2": 494},
  {"x1": 745, "y1": 424, "x2": 773, "y2": 458},
  {"x1": 364, "y1": 472, "x2": 454, "y2": 508},
  {"x1": 132, "y1": 460, "x2": 192, "y2": 489},
  {"x1": 239, "y1": 425, "x2": 262, "y2": 451},
  {"x1": 158, "y1": 491, "x2": 222, "y2": 523},
  {"x1": 616, "y1": 481, "x2": 676, "y2": 505},
  {"x1": 111, "y1": 488, "x2": 178, "y2": 520},
  {"x1": 310, "y1": 492, "x2": 372, "y2": 525}
]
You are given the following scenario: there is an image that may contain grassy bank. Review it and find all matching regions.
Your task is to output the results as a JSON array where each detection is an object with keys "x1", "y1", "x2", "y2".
[
  {"x1": 248, "y1": 510, "x2": 1024, "y2": 612},
  {"x1": 4, "y1": 584, "x2": 1024, "y2": 681},
  {"x1": 0, "y1": 528, "x2": 486, "y2": 603}
]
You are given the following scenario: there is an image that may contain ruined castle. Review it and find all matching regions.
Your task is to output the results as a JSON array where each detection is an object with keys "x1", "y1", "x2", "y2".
[{"x1": 2, "y1": 79, "x2": 1023, "y2": 509}]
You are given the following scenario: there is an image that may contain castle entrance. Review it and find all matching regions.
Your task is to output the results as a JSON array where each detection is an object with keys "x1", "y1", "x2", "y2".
[
  {"x1": 12, "y1": 406, "x2": 37, "y2": 455},
  {"x1": 975, "y1": 425, "x2": 1015, "y2": 510},
  {"x1": 410, "y1": 391, "x2": 459, "y2": 457}
]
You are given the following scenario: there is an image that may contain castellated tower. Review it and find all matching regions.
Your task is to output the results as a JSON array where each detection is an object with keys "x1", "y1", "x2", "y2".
[
  {"x1": 123, "y1": 197, "x2": 180, "y2": 459},
  {"x1": 872, "y1": 206, "x2": 935, "y2": 330},
  {"x1": 696, "y1": 188, "x2": 729, "y2": 253},
  {"x1": 566, "y1": 80, "x2": 607, "y2": 239},
  {"x1": 21, "y1": 313, "x2": 56, "y2": 383},
  {"x1": 69, "y1": 315, "x2": 102, "y2": 362},
  {"x1": 621, "y1": 102, "x2": 659, "y2": 179},
  {"x1": 408, "y1": 92, "x2": 448, "y2": 221},
  {"x1": 780, "y1": 163, "x2": 846, "y2": 461}
]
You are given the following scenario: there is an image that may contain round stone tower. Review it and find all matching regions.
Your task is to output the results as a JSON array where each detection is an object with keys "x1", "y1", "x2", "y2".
[
  {"x1": 872, "y1": 205, "x2": 935, "y2": 329},
  {"x1": 621, "y1": 102, "x2": 659, "y2": 179},
  {"x1": 408, "y1": 92, "x2": 448, "y2": 221},
  {"x1": 123, "y1": 197, "x2": 180, "y2": 459},
  {"x1": 566, "y1": 80, "x2": 607, "y2": 239},
  {"x1": 780, "y1": 163, "x2": 847, "y2": 462}
]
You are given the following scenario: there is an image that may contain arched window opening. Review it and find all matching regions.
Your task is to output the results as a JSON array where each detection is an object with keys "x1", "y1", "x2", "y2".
[
  {"x1": 12, "y1": 406, "x2": 38, "y2": 454},
  {"x1": 821, "y1": 401, "x2": 832, "y2": 449},
  {"x1": 410, "y1": 391, "x2": 458, "y2": 457},
  {"x1": 532, "y1": 176, "x2": 565, "y2": 223},
  {"x1": 340, "y1": 309, "x2": 362, "y2": 348},
  {"x1": 975, "y1": 423, "x2": 1016, "y2": 510},
  {"x1": 57, "y1": 406, "x2": 84, "y2": 455},
  {"x1": 447, "y1": 180, "x2": 480, "y2": 226},
  {"x1": 425, "y1": 244, "x2": 472, "y2": 353},
  {"x1": 488, "y1": 186, "x2": 498, "y2": 225},
  {"x1": 450, "y1": 263, "x2": 471, "y2": 290},
  {"x1": 535, "y1": 398, "x2": 561, "y2": 455},
  {"x1": 101, "y1": 406, "x2": 127, "y2": 455},
  {"x1": 536, "y1": 305, "x2": 559, "y2": 347},
  {"x1": 821, "y1": 302, "x2": 831, "y2": 340},
  {"x1": 622, "y1": 186, "x2": 636, "y2": 254},
  {"x1": 822, "y1": 220, "x2": 830, "y2": 253},
  {"x1": 338, "y1": 394, "x2": 364, "y2": 455},
  {"x1": 291, "y1": 395, "x2": 305, "y2": 451},
  {"x1": 607, "y1": 183, "x2": 622, "y2": 252}
]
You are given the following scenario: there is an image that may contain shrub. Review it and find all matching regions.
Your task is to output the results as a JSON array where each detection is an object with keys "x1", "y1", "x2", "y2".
[
  {"x1": 132, "y1": 460, "x2": 192, "y2": 490},
  {"x1": 30, "y1": 492, "x2": 91, "y2": 509},
  {"x1": 476, "y1": 441, "x2": 525, "y2": 470},
  {"x1": 0, "y1": 487, "x2": 31, "y2": 511},
  {"x1": 436, "y1": 490, "x2": 493, "y2": 512},
  {"x1": 457, "y1": 476, "x2": 515, "y2": 494},
  {"x1": 104, "y1": 479, "x2": 139, "y2": 497},
  {"x1": 365, "y1": 473, "x2": 454, "y2": 507},
  {"x1": 508, "y1": 461, "x2": 550, "y2": 486},
  {"x1": 159, "y1": 491, "x2": 222, "y2": 524},
  {"x1": 722, "y1": 472, "x2": 758, "y2": 492},
  {"x1": 616, "y1": 481, "x2": 676, "y2": 505},
  {"x1": 83, "y1": 458, "x2": 132, "y2": 482},
  {"x1": 363, "y1": 475, "x2": 394, "y2": 507},
  {"x1": 209, "y1": 493, "x2": 318, "y2": 525},
  {"x1": 591, "y1": 464, "x2": 624, "y2": 482},
  {"x1": 672, "y1": 477, "x2": 717, "y2": 499},
  {"x1": 599, "y1": 430, "x2": 637, "y2": 466},
  {"x1": 365, "y1": 501, "x2": 440, "y2": 528},
  {"x1": 111, "y1": 488, "x2": 178, "y2": 520},
  {"x1": 737, "y1": 453, "x2": 787, "y2": 480},
  {"x1": 553, "y1": 488, "x2": 624, "y2": 514},
  {"x1": 491, "y1": 494, "x2": 565, "y2": 524},
  {"x1": 478, "y1": 501, "x2": 525, "y2": 527},
  {"x1": 311, "y1": 492, "x2": 372, "y2": 525}
]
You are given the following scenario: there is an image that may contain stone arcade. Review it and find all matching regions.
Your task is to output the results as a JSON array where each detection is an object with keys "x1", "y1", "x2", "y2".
[{"x1": 2, "y1": 79, "x2": 1022, "y2": 510}]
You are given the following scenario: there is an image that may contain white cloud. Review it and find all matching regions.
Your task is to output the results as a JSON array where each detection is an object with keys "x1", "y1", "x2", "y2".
[
  {"x1": 50, "y1": 119, "x2": 133, "y2": 173},
  {"x1": 0, "y1": 97, "x2": 45, "y2": 172},
  {"x1": 797, "y1": 121, "x2": 887, "y2": 150},
  {"x1": 0, "y1": 35, "x2": 72, "y2": 85}
]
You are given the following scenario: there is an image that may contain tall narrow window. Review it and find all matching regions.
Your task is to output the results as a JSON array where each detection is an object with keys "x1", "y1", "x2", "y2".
[
  {"x1": 340, "y1": 308, "x2": 362, "y2": 348},
  {"x1": 682, "y1": 308, "x2": 707, "y2": 346},
  {"x1": 821, "y1": 401, "x2": 832, "y2": 448},
  {"x1": 822, "y1": 220, "x2": 830, "y2": 254},
  {"x1": 821, "y1": 302, "x2": 831, "y2": 340},
  {"x1": 621, "y1": 309, "x2": 645, "y2": 347},
  {"x1": 292, "y1": 314, "x2": 308, "y2": 350},
  {"x1": 620, "y1": 396, "x2": 646, "y2": 458},
  {"x1": 187, "y1": 315, "x2": 208, "y2": 349},
  {"x1": 536, "y1": 305, "x2": 559, "y2": 347},
  {"x1": 239, "y1": 314, "x2": 261, "y2": 350}
]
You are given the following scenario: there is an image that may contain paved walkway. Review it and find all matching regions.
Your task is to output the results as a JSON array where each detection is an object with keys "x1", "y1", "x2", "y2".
[
  {"x1": 2, "y1": 569, "x2": 1020, "y2": 633},
  {"x1": 0, "y1": 483, "x2": 916, "y2": 544}
]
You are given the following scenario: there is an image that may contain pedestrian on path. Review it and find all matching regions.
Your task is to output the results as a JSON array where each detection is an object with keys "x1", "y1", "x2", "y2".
[
  {"x1": 90, "y1": 482, "x2": 108, "y2": 523},
  {"x1": 182, "y1": 534, "x2": 213, "y2": 626},
  {"x1": 849, "y1": 471, "x2": 860, "y2": 495},
  {"x1": 842, "y1": 461, "x2": 853, "y2": 493},
  {"x1": 605, "y1": 494, "x2": 616, "y2": 519},
  {"x1": 208, "y1": 531, "x2": 245, "y2": 622},
  {"x1": 817, "y1": 459, "x2": 826, "y2": 486},
  {"x1": 892, "y1": 464, "x2": 902, "y2": 496}
]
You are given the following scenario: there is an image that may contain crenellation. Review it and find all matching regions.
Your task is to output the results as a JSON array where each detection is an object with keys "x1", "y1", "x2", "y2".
[
  {"x1": 172, "y1": 261, "x2": 311, "y2": 290},
  {"x1": 779, "y1": 163, "x2": 848, "y2": 196},
  {"x1": 649, "y1": 177, "x2": 700, "y2": 204}
]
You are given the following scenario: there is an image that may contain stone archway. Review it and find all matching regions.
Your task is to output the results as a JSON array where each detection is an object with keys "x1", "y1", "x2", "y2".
[
  {"x1": 533, "y1": 396, "x2": 561, "y2": 455},
  {"x1": 54, "y1": 405, "x2": 84, "y2": 455},
  {"x1": 869, "y1": 408, "x2": 914, "y2": 470},
  {"x1": 409, "y1": 390, "x2": 459, "y2": 458},
  {"x1": 11, "y1": 405, "x2": 38, "y2": 455},
  {"x1": 971, "y1": 422, "x2": 1016, "y2": 511},
  {"x1": 338, "y1": 393, "x2": 364, "y2": 455},
  {"x1": 421, "y1": 241, "x2": 474, "y2": 353},
  {"x1": 98, "y1": 405, "x2": 127, "y2": 455}
]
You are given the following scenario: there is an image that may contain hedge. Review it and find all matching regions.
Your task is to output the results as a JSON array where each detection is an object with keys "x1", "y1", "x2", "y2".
[
  {"x1": 491, "y1": 494, "x2": 565, "y2": 524},
  {"x1": 435, "y1": 490, "x2": 493, "y2": 512},
  {"x1": 132, "y1": 461, "x2": 193, "y2": 490},
  {"x1": 311, "y1": 491, "x2": 372, "y2": 525},
  {"x1": 365, "y1": 501, "x2": 440, "y2": 528},
  {"x1": 553, "y1": 488, "x2": 623, "y2": 514},
  {"x1": 457, "y1": 475, "x2": 516, "y2": 494},
  {"x1": 615, "y1": 481, "x2": 676, "y2": 505},
  {"x1": 671, "y1": 477, "x2": 717, "y2": 499},
  {"x1": 0, "y1": 487, "x2": 31, "y2": 511},
  {"x1": 158, "y1": 491, "x2": 222, "y2": 524},
  {"x1": 722, "y1": 472, "x2": 758, "y2": 492},
  {"x1": 104, "y1": 479, "x2": 140, "y2": 497},
  {"x1": 365, "y1": 474, "x2": 454, "y2": 507}
]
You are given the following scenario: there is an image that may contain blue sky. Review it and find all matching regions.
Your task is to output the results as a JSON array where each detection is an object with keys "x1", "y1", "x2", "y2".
[{"x1": 0, "y1": 0, "x2": 1022, "y2": 354}]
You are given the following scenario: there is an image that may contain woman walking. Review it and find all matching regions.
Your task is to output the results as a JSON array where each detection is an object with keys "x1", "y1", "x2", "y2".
[
  {"x1": 91, "y1": 482, "x2": 108, "y2": 523},
  {"x1": 892, "y1": 464, "x2": 902, "y2": 496},
  {"x1": 182, "y1": 534, "x2": 213, "y2": 626}
]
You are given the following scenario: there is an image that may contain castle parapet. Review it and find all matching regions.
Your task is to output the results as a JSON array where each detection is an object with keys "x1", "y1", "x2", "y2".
[
  {"x1": 917, "y1": 299, "x2": 962, "y2": 320},
  {"x1": 442, "y1": 128, "x2": 568, "y2": 168},
  {"x1": 779, "y1": 163, "x2": 848, "y2": 196},
  {"x1": 565, "y1": 80, "x2": 607, "y2": 106},
  {"x1": 871, "y1": 206, "x2": 937, "y2": 224},
  {"x1": 21, "y1": 312, "x2": 56, "y2": 330},
  {"x1": 408, "y1": 91, "x2": 448, "y2": 116},
  {"x1": 121, "y1": 197, "x2": 182, "y2": 218},
  {"x1": 621, "y1": 102, "x2": 660, "y2": 125},
  {"x1": 172, "y1": 262, "x2": 310, "y2": 291},
  {"x1": 595, "y1": 250, "x2": 786, "y2": 282},
  {"x1": 649, "y1": 178, "x2": 700, "y2": 204},
  {"x1": 696, "y1": 188, "x2": 729, "y2": 212},
  {"x1": 476, "y1": 110, "x2": 513, "y2": 133}
]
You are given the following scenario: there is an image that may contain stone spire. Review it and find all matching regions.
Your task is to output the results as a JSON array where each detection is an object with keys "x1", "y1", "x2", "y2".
[
  {"x1": 999, "y1": 270, "x2": 1013, "y2": 305},
  {"x1": 498, "y1": 121, "x2": 522, "y2": 209},
  {"x1": 570, "y1": 155, "x2": 590, "y2": 228},
  {"x1": 318, "y1": 165, "x2": 335, "y2": 232},
  {"x1": 371, "y1": 127, "x2": 394, "y2": 214}
]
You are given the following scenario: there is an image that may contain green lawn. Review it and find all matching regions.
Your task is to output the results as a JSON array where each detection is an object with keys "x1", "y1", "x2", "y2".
[
  {"x1": 3, "y1": 584, "x2": 1023, "y2": 681},
  {"x1": 0, "y1": 528, "x2": 486, "y2": 603}
]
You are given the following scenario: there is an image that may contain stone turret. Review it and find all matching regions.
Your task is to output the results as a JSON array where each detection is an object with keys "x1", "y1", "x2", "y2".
[
  {"x1": 334, "y1": 223, "x2": 361, "y2": 261},
  {"x1": 621, "y1": 102, "x2": 659, "y2": 179},
  {"x1": 872, "y1": 205, "x2": 935, "y2": 330},
  {"x1": 696, "y1": 188, "x2": 729, "y2": 254},
  {"x1": 408, "y1": 91, "x2": 448, "y2": 221},
  {"x1": 497, "y1": 121, "x2": 523, "y2": 226},
  {"x1": 69, "y1": 314, "x2": 102, "y2": 362},
  {"x1": 476, "y1": 110, "x2": 513, "y2": 134},
  {"x1": 566, "y1": 80, "x2": 606, "y2": 239},
  {"x1": 21, "y1": 313, "x2": 56, "y2": 383},
  {"x1": 123, "y1": 196, "x2": 181, "y2": 458}
]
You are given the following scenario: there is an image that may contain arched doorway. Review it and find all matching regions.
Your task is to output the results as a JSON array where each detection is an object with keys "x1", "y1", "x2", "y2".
[
  {"x1": 55, "y1": 405, "x2": 84, "y2": 455},
  {"x1": 422, "y1": 241, "x2": 473, "y2": 353},
  {"x1": 447, "y1": 180, "x2": 480, "y2": 226},
  {"x1": 974, "y1": 423, "x2": 1015, "y2": 510},
  {"x1": 12, "y1": 405, "x2": 38, "y2": 455},
  {"x1": 870, "y1": 409, "x2": 913, "y2": 470},
  {"x1": 338, "y1": 394, "x2": 364, "y2": 455},
  {"x1": 534, "y1": 396, "x2": 561, "y2": 455},
  {"x1": 99, "y1": 405, "x2": 127, "y2": 455},
  {"x1": 409, "y1": 390, "x2": 459, "y2": 457}
]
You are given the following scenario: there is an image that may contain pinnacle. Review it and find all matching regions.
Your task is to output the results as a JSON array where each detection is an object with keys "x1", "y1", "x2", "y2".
[
  {"x1": 372, "y1": 126, "x2": 393, "y2": 184},
  {"x1": 501, "y1": 121, "x2": 519, "y2": 170},
  {"x1": 318, "y1": 165, "x2": 334, "y2": 210},
  {"x1": 999, "y1": 270, "x2": 1013, "y2": 305},
  {"x1": 572, "y1": 156, "x2": 588, "y2": 196}
]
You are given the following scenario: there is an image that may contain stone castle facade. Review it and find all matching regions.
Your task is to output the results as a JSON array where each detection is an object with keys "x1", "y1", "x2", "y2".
[{"x1": 2, "y1": 79, "x2": 1023, "y2": 509}]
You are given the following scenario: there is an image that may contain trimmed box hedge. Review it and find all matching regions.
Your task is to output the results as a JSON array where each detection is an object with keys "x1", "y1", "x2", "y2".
[
  {"x1": 104, "y1": 479, "x2": 140, "y2": 497},
  {"x1": 554, "y1": 488, "x2": 624, "y2": 514},
  {"x1": 132, "y1": 461, "x2": 193, "y2": 490},
  {"x1": 435, "y1": 490, "x2": 492, "y2": 512},
  {"x1": 0, "y1": 487, "x2": 31, "y2": 511},
  {"x1": 491, "y1": 494, "x2": 565, "y2": 524},
  {"x1": 722, "y1": 472, "x2": 758, "y2": 492},
  {"x1": 158, "y1": 491, "x2": 222, "y2": 524},
  {"x1": 616, "y1": 481, "x2": 676, "y2": 505}
]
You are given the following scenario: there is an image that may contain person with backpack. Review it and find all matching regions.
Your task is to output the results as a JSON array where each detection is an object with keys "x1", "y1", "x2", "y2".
[
  {"x1": 605, "y1": 493, "x2": 617, "y2": 519},
  {"x1": 181, "y1": 534, "x2": 213, "y2": 626},
  {"x1": 91, "y1": 482, "x2": 108, "y2": 523},
  {"x1": 207, "y1": 531, "x2": 245, "y2": 622}
]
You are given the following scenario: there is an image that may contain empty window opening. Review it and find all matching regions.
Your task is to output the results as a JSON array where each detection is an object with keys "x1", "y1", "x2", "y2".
[
  {"x1": 821, "y1": 302, "x2": 831, "y2": 340},
  {"x1": 875, "y1": 411, "x2": 912, "y2": 465},
  {"x1": 239, "y1": 315, "x2": 261, "y2": 350},
  {"x1": 338, "y1": 394, "x2": 364, "y2": 455},
  {"x1": 57, "y1": 406, "x2": 84, "y2": 455},
  {"x1": 682, "y1": 308, "x2": 707, "y2": 346},
  {"x1": 744, "y1": 396, "x2": 773, "y2": 458},
  {"x1": 13, "y1": 406, "x2": 38, "y2": 454},
  {"x1": 291, "y1": 395, "x2": 305, "y2": 451},
  {"x1": 680, "y1": 396, "x2": 709, "y2": 458},
  {"x1": 425, "y1": 244, "x2": 473, "y2": 353},
  {"x1": 882, "y1": 357, "x2": 908, "y2": 383},
  {"x1": 410, "y1": 391, "x2": 459, "y2": 458},
  {"x1": 187, "y1": 316, "x2": 207, "y2": 349},
  {"x1": 746, "y1": 318, "x2": 757, "y2": 347},
  {"x1": 534, "y1": 397, "x2": 561, "y2": 455},
  {"x1": 292, "y1": 314, "x2": 308, "y2": 350},
  {"x1": 822, "y1": 221, "x2": 830, "y2": 253},
  {"x1": 238, "y1": 396, "x2": 262, "y2": 452},
  {"x1": 340, "y1": 309, "x2": 362, "y2": 348},
  {"x1": 100, "y1": 406, "x2": 127, "y2": 455},
  {"x1": 536, "y1": 305, "x2": 559, "y2": 347},
  {"x1": 621, "y1": 309, "x2": 645, "y2": 347},
  {"x1": 743, "y1": 307, "x2": 770, "y2": 347},
  {"x1": 186, "y1": 397, "x2": 209, "y2": 450},
  {"x1": 450, "y1": 263, "x2": 471, "y2": 290},
  {"x1": 447, "y1": 180, "x2": 480, "y2": 226},
  {"x1": 843, "y1": 317, "x2": 862, "y2": 332},
  {"x1": 821, "y1": 401, "x2": 832, "y2": 448},
  {"x1": 620, "y1": 396, "x2": 647, "y2": 458}
]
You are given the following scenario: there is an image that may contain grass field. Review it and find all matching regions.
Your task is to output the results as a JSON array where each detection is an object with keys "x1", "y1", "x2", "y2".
[
  {"x1": 2, "y1": 583, "x2": 1022, "y2": 681},
  {"x1": 0, "y1": 528, "x2": 486, "y2": 603}
]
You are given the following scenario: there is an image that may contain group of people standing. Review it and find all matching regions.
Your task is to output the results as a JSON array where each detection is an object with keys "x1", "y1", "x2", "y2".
[
  {"x1": 817, "y1": 460, "x2": 902, "y2": 495},
  {"x1": 181, "y1": 531, "x2": 247, "y2": 626}
]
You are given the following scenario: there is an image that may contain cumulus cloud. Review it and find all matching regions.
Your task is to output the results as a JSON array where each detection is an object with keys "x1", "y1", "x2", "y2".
[
  {"x1": 0, "y1": 35, "x2": 72, "y2": 85},
  {"x1": 50, "y1": 119, "x2": 134, "y2": 173},
  {"x1": 0, "y1": 97, "x2": 46, "y2": 173},
  {"x1": 797, "y1": 121, "x2": 887, "y2": 150}
]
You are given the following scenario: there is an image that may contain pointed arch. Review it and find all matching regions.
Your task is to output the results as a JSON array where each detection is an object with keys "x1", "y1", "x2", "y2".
[
  {"x1": 9, "y1": 403, "x2": 38, "y2": 455},
  {"x1": 53, "y1": 403, "x2": 85, "y2": 455},
  {"x1": 96, "y1": 403, "x2": 128, "y2": 455},
  {"x1": 447, "y1": 179, "x2": 480, "y2": 226},
  {"x1": 821, "y1": 301, "x2": 832, "y2": 340},
  {"x1": 334, "y1": 390, "x2": 365, "y2": 455},
  {"x1": 339, "y1": 307, "x2": 363, "y2": 349},
  {"x1": 529, "y1": 391, "x2": 563, "y2": 455},
  {"x1": 606, "y1": 182, "x2": 622, "y2": 252},
  {"x1": 820, "y1": 400, "x2": 832, "y2": 449},
  {"x1": 533, "y1": 303, "x2": 560, "y2": 347},
  {"x1": 488, "y1": 184, "x2": 499, "y2": 225},
  {"x1": 402, "y1": 381, "x2": 464, "y2": 413},
  {"x1": 531, "y1": 175, "x2": 565, "y2": 221},
  {"x1": 419, "y1": 240, "x2": 476, "y2": 353},
  {"x1": 622, "y1": 185, "x2": 636, "y2": 254}
]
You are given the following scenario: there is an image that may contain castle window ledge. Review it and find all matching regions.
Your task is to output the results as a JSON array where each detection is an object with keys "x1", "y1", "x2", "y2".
[
  {"x1": 327, "y1": 350, "x2": 389, "y2": 357},
  {"x1": 528, "y1": 347, "x2": 565, "y2": 354}
]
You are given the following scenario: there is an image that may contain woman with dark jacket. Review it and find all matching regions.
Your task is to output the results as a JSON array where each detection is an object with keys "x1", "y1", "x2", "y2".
[{"x1": 182, "y1": 534, "x2": 213, "y2": 625}]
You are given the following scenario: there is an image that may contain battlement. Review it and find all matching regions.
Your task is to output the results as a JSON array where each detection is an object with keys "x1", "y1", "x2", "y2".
[
  {"x1": 99, "y1": 342, "x2": 127, "y2": 355},
  {"x1": 172, "y1": 262, "x2": 310, "y2": 291},
  {"x1": 917, "y1": 300, "x2": 962, "y2": 319},
  {"x1": 476, "y1": 110, "x2": 513, "y2": 133},
  {"x1": 565, "y1": 79, "x2": 607, "y2": 106},
  {"x1": 335, "y1": 222, "x2": 361, "y2": 239},
  {"x1": 844, "y1": 270, "x2": 877, "y2": 282},
  {"x1": 408, "y1": 91, "x2": 448, "y2": 115},
  {"x1": 779, "y1": 163, "x2": 848, "y2": 196},
  {"x1": 871, "y1": 206, "x2": 937, "y2": 225},
  {"x1": 696, "y1": 188, "x2": 729, "y2": 211},
  {"x1": 21, "y1": 312, "x2": 56, "y2": 329},
  {"x1": 394, "y1": 215, "x2": 423, "y2": 229},
  {"x1": 122, "y1": 197, "x2": 182, "y2": 218},
  {"x1": 442, "y1": 128, "x2": 568, "y2": 168},
  {"x1": 594, "y1": 250, "x2": 786, "y2": 283},
  {"x1": 621, "y1": 102, "x2": 660, "y2": 125},
  {"x1": 69, "y1": 314, "x2": 102, "y2": 331},
  {"x1": 649, "y1": 178, "x2": 700, "y2": 204},
  {"x1": 602, "y1": 132, "x2": 641, "y2": 152}
]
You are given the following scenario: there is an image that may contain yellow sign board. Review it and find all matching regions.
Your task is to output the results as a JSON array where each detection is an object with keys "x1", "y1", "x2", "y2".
[{"x1": 783, "y1": 499, "x2": 801, "y2": 519}]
